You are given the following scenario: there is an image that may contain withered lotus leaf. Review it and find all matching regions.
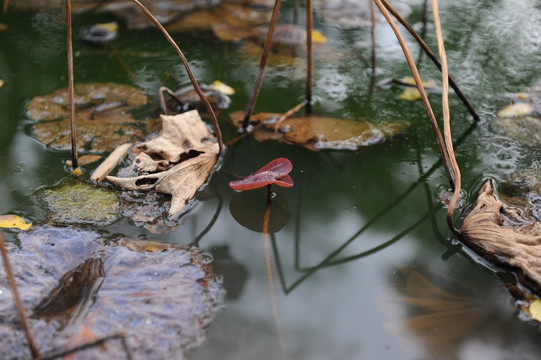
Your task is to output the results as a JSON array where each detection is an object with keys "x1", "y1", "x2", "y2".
[
  {"x1": 230, "y1": 111, "x2": 409, "y2": 151},
  {"x1": 27, "y1": 83, "x2": 151, "y2": 153},
  {"x1": 460, "y1": 179, "x2": 541, "y2": 296},
  {"x1": 0, "y1": 226, "x2": 222, "y2": 359},
  {"x1": 106, "y1": 111, "x2": 219, "y2": 217}
]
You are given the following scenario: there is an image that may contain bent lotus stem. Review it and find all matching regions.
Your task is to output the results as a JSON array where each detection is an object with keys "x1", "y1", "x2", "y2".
[
  {"x1": 373, "y1": 0, "x2": 456, "y2": 189},
  {"x1": 431, "y1": 0, "x2": 461, "y2": 235},
  {"x1": 130, "y1": 0, "x2": 224, "y2": 155},
  {"x1": 380, "y1": 0, "x2": 480, "y2": 122}
]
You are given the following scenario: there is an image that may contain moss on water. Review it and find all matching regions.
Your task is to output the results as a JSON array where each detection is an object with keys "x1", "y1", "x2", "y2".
[{"x1": 39, "y1": 181, "x2": 120, "y2": 225}]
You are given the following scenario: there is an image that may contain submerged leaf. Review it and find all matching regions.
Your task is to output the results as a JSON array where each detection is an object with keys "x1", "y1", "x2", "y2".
[
  {"x1": 0, "y1": 226, "x2": 222, "y2": 359},
  {"x1": 497, "y1": 102, "x2": 534, "y2": 118},
  {"x1": 38, "y1": 181, "x2": 120, "y2": 225},
  {"x1": 27, "y1": 83, "x2": 152, "y2": 153},
  {"x1": 0, "y1": 214, "x2": 31, "y2": 230},
  {"x1": 230, "y1": 111, "x2": 409, "y2": 151},
  {"x1": 106, "y1": 111, "x2": 219, "y2": 217}
]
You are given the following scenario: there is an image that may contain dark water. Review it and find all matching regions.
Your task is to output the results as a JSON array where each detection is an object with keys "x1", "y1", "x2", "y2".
[{"x1": 1, "y1": 1, "x2": 541, "y2": 359}]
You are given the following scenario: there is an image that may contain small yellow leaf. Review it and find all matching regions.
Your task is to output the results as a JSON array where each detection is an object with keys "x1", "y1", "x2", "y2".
[
  {"x1": 72, "y1": 168, "x2": 83, "y2": 177},
  {"x1": 0, "y1": 79, "x2": 3, "y2": 88},
  {"x1": 0, "y1": 214, "x2": 32, "y2": 230},
  {"x1": 400, "y1": 87, "x2": 421, "y2": 101},
  {"x1": 526, "y1": 299, "x2": 541, "y2": 321},
  {"x1": 312, "y1": 30, "x2": 327, "y2": 44},
  {"x1": 95, "y1": 22, "x2": 118, "y2": 33},
  {"x1": 497, "y1": 103, "x2": 533, "y2": 118},
  {"x1": 211, "y1": 80, "x2": 235, "y2": 95}
]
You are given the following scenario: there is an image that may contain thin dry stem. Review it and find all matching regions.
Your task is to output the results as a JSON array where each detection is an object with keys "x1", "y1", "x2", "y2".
[
  {"x1": 66, "y1": 0, "x2": 78, "y2": 169},
  {"x1": 129, "y1": 0, "x2": 224, "y2": 154},
  {"x1": 241, "y1": 0, "x2": 283, "y2": 130},
  {"x1": 273, "y1": 99, "x2": 307, "y2": 131},
  {"x1": 381, "y1": 0, "x2": 480, "y2": 122},
  {"x1": 369, "y1": 0, "x2": 377, "y2": 93},
  {"x1": 305, "y1": 0, "x2": 313, "y2": 113},
  {"x1": 0, "y1": 232, "x2": 40, "y2": 358},
  {"x1": 431, "y1": 0, "x2": 461, "y2": 234},
  {"x1": 373, "y1": 0, "x2": 455, "y2": 188}
]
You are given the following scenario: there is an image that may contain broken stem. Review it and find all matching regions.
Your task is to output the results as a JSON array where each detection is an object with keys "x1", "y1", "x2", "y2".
[
  {"x1": 0, "y1": 232, "x2": 40, "y2": 358},
  {"x1": 66, "y1": 0, "x2": 78, "y2": 169},
  {"x1": 241, "y1": 0, "x2": 283, "y2": 130},
  {"x1": 305, "y1": 0, "x2": 313, "y2": 113},
  {"x1": 373, "y1": 0, "x2": 455, "y2": 189},
  {"x1": 129, "y1": 0, "x2": 224, "y2": 155},
  {"x1": 380, "y1": 0, "x2": 480, "y2": 122},
  {"x1": 431, "y1": 0, "x2": 461, "y2": 235},
  {"x1": 262, "y1": 184, "x2": 286, "y2": 354}
]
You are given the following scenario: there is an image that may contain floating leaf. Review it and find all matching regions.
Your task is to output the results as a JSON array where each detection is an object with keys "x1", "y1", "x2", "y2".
[
  {"x1": 160, "y1": 83, "x2": 231, "y2": 115},
  {"x1": 230, "y1": 111, "x2": 409, "y2": 151},
  {"x1": 37, "y1": 181, "x2": 120, "y2": 225},
  {"x1": 211, "y1": 80, "x2": 235, "y2": 95},
  {"x1": 491, "y1": 90, "x2": 541, "y2": 147},
  {"x1": 107, "y1": 111, "x2": 219, "y2": 217},
  {"x1": 497, "y1": 102, "x2": 534, "y2": 118},
  {"x1": 165, "y1": 2, "x2": 272, "y2": 34},
  {"x1": 0, "y1": 226, "x2": 222, "y2": 359},
  {"x1": 0, "y1": 214, "x2": 31, "y2": 230},
  {"x1": 27, "y1": 83, "x2": 153, "y2": 153},
  {"x1": 66, "y1": 154, "x2": 102, "y2": 167},
  {"x1": 80, "y1": 22, "x2": 118, "y2": 44}
]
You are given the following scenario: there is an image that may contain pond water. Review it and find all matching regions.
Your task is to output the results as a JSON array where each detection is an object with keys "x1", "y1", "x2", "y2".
[{"x1": 1, "y1": 1, "x2": 541, "y2": 359}]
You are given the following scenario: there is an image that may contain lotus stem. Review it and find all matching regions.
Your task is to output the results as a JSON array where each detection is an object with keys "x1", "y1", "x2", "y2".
[
  {"x1": 0, "y1": 232, "x2": 40, "y2": 358},
  {"x1": 305, "y1": 0, "x2": 313, "y2": 113},
  {"x1": 66, "y1": 0, "x2": 78, "y2": 169},
  {"x1": 241, "y1": 0, "x2": 283, "y2": 130},
  {"x1": 380, "y1": 0, "x2": 480, "y2": 122},
  {"x1": 431, "y1": 0, "x2": 461, "y2": 235},
  {"x1": 129, "y1": 0, "x2": 224, "y2": 155},
  {"x1": 373, "y1": 0, "x2": 455, "y2": 188}
]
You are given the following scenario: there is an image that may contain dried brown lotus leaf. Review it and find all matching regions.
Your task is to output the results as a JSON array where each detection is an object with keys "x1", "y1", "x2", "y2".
[
  {"x1": 27, "y1": 83, "x2": 150, "y2": 153},
  {"x1": 230, "y1": 111, "x2": 409, "y2": 151}
]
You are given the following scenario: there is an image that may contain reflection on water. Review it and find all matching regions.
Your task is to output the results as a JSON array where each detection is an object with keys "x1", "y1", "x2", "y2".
[{"x1": 1, "y1": 0, "x2": 541, "y2": 359}]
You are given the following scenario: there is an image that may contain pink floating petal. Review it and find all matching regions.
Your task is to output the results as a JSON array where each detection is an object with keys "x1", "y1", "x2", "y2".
[
  {"x1": 229, "y1": 158, "x2": 294, "y2": 191},
  {"x1": 254, "y1": 157, "x2": 293, "y2": 175}
]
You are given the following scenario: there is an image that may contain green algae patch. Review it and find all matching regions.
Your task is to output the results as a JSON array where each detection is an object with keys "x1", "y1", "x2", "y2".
[{"x1": 39, "y1": 181, "x2": 120, "y2": 225}]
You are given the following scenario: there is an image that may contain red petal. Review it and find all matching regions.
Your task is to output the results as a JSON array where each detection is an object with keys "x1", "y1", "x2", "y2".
[
  {"x1": 254, "y1": 157, "x2": 292, "y2": 175},
  {"x1": 274, "y1": 174, "x2": 294, "y2": 188}
]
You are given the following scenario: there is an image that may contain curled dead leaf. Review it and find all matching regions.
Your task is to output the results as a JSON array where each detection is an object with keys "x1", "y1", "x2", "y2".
[{"x1": 106, "y1": 111, "x2": 219, "y2": 217}]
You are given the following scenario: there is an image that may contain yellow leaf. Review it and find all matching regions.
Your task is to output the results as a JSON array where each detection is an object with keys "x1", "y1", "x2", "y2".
[
  {"x1": 497, "y1": 102, "x2": 533, "y2": 118},
  {"x1": 95, "y1": 22, "x2": 118, "y2": 33},
  {"x1": 401, "y1": 77, "x2": 437, "y2": 88},
  {"x1": 211, "y1": 80, "x2": 235, "y2": 95},
  {"x1": 400, "y1": 87, "x2": 421, "y2": 101},
  {"x1": 312, "y1": 30, "x2": 327, "y2": 44},
  {"x1": 0, "y1": 214, "x2": 32, "y2": 230},
  {"x1": 527, "y1": 299, "x2": 541, "y2": 321}
]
